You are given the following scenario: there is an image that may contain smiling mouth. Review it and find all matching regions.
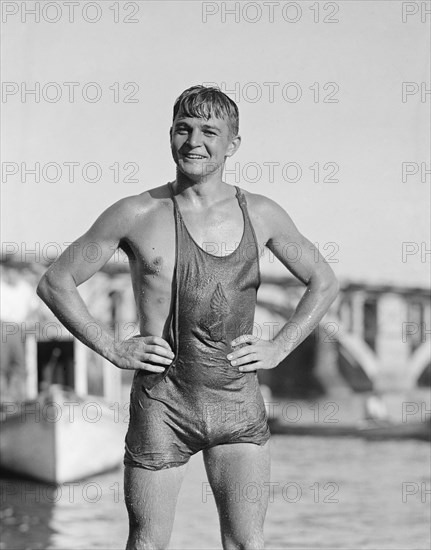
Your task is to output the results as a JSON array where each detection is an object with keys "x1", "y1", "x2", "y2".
[{"x1": 184, "y1": 154, "x2": 207, "y2": 160}]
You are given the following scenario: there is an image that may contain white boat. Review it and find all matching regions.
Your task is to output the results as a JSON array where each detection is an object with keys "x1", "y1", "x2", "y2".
[{"x1": 0, "y1": 385, "x2": 126, "y2": 483}]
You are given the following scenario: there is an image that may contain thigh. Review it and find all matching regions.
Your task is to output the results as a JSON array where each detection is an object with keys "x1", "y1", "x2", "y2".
[
  {"x1": 203, "y1": 440, "x2": 271, "y2": 540},
  {"x1": 124, "y1": 463, "x2": 188, "y2": 548},
  {"x1": 125, "y1": 381, "x2": 199, "y2": 470}
]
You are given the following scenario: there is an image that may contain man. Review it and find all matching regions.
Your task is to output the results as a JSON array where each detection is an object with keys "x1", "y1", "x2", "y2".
[{"x1": 37, "y1": 85, "x2": 339, "y2": 549}]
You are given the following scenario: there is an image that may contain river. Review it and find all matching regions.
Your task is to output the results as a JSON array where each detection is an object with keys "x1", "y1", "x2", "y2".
[{"x1": 1, "y1": 435, "x2": 429, "y2": 549}]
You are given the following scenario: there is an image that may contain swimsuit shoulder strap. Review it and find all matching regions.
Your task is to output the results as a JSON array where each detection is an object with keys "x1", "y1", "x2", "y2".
[
  {"x1": 234, "y1": 185, "x2": 253, "y2": 227},
  {"x1": 234, "y1": 185, "x2": 262, "y2": 283},
  {"x1": 168, "y1": 181, "x2": 179, "y2": 212}
]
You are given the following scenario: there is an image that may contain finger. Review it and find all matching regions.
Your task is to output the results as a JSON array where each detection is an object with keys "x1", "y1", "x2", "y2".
[
  {"x1": 144, "y1": 344, "x2": 175, "y2": 359},
  {"x1": 232, "y1": 352, "x2": 259, "y2": 367},
  {"x1": 144, "y1": 336, "x2": 173, "y2": 350},
  {"x1": 139, "y1": 364, "x2": 166, "y2": 373},
  {"x1": 227, "y1": 346, "x2": 255, "y2": 361},
  {"x1": 128, "y1": 359, "x2": 166, "y2": 373},
  {"x1": 238, "y1": 361, "x2": 263, "y2": 373},
  {"x1": 139, "y1": 352, "x2": 173, "y2": 366},
  {"x1": 231, "y1": 334, "x2": 257, "y2": 347}
]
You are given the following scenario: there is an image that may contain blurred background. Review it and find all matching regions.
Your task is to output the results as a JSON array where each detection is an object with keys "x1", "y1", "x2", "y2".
[{"x1": 1, "y1": 1, "x2": 430, "y2": 549}]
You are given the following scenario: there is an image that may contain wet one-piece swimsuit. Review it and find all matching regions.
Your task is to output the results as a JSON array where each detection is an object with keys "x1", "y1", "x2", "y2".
[{"x1": 124, "y1": 183, "x2": 270, "y2": 470}]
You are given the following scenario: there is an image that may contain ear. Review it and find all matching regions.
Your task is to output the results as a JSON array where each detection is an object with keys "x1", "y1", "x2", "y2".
[
  {"x1": 225, "y1": 135, "x2": 241, "y2": 158},
  {"x1": 169, "y1": 126, "x2": 173, "y2": 140}
]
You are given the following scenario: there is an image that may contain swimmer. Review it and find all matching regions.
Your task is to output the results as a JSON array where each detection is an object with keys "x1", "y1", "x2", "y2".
[{"x1": 37, "y1": 85, "x2": 339, "y2": 550}]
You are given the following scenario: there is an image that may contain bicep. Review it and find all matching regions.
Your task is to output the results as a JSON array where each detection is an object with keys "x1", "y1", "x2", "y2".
[
  {"x1": 44, "y1": 202, "x2": 128, "y2": 287},
  {"x1": 265, "y1": 202, "x2": 334, "y2": 287}
]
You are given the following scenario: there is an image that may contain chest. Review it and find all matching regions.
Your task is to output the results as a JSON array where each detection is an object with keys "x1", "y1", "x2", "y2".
[
  {"x1": 123, "y1": 197, "x2": 266, "y2": 273},
  {"x1": 178, "y1": 202, "x2": 246, "y2": 257}
]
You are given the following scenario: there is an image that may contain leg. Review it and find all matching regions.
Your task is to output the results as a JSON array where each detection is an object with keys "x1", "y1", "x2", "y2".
[
  {"x1": 203, "y1": 440, "x2": 271, "y2": 550},
  {"x1": 124, "y1": 462, "x2": 188, "y2": 550}
]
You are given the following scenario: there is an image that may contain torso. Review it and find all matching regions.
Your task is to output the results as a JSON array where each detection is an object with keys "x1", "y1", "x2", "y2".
[{"x1": 118, "y1": 183, "x2": 268, "y2": 340}]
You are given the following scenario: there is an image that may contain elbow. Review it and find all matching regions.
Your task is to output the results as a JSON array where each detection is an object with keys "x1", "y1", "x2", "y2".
[
  {"x1": 37, "y1": 268, "x2": 75, "y2": 305},
  {"x1": 329, "y1": 277, "x2": 340, "y2": 302},
  {"x1": 323, "y1": 275, "x2": 340, "y2": 303},
  {"x1": 312, "y1": 273, "x2": 340, "y2": 302},
  {"x1": 36, "y1": 273, "x2": 51, "y2": 303},
  {"x1": 36, "y1": 270, "x2": 62, "y2": 304}
]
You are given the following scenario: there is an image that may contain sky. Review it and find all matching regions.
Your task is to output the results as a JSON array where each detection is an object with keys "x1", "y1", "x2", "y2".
[{"x1": 2, "y1": 0, "x2": 430, "y2": 287}]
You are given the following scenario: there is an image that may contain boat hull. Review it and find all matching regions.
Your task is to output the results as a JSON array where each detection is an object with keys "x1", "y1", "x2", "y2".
[{"x1": 0, "y1": 393, "x2": 126, "y2": 483}]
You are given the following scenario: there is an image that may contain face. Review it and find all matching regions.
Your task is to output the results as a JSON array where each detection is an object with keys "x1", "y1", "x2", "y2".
[{"x1": 170, "y1": 113, "x2": 240, "y2": 181}]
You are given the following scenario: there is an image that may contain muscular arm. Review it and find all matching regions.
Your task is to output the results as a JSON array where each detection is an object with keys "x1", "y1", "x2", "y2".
[
  {"x1": 37, "y1": 198, "x2": 173, "y2": 372},
  {"x1": 265, "y1": 199, "x2": 339, "y2": 359},
  {"x1": 229, "y1": 195, "x2": 339, "y2": 370}
]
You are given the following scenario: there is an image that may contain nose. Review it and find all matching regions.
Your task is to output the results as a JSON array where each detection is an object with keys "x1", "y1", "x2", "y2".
[{"x1": 187, "y1": 128, "x2": 202, "y2": 148}]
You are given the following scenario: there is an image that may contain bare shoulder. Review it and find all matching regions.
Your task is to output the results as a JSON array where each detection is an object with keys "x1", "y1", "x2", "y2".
[
  {"x1": 240, "y1": 187, "x2": 298, "y2": 243},
  {"x1": 106, "y1": 184, "x2": 168, "y2": 217},
  {"x1": 93, "y1": 183, "x2": 171, "y2": 236},
  {"x1": 241, "y1": 188, "x2": 288, "y2": 215}
]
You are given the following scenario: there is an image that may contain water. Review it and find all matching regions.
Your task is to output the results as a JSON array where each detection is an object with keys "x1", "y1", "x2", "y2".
[{"x1": 1, "y1": 436, "x2": 429, "y2": 550}]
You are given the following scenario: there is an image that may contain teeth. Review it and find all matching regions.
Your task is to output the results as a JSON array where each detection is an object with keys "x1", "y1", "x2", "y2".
[{"x1": 187, "y1": 155, "x2": 205, "y2": 159}]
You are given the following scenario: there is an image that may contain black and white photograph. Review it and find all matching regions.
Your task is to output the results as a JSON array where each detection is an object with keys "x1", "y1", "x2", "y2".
[{"x1": 1, "y1": 1, "x2": 430, "y2": 549}]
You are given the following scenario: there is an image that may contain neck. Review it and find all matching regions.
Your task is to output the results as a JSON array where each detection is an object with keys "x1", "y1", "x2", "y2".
[{"x1": 173, "y1": 169, "x2": 230, "y2": 206}]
